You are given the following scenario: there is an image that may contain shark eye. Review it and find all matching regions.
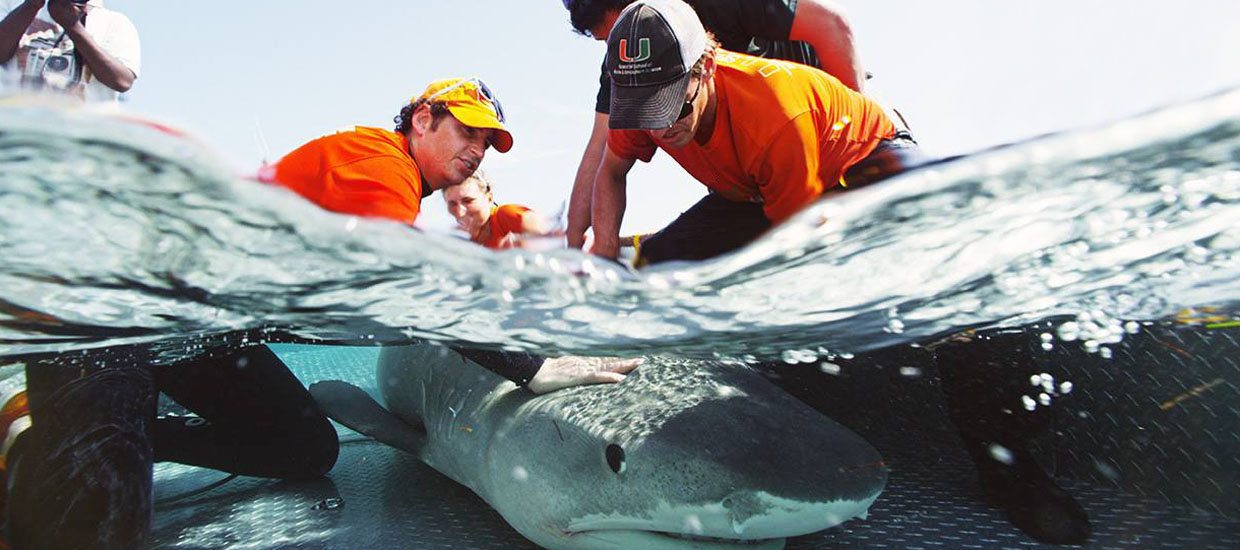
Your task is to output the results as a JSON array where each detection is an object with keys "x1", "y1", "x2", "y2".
[{"x1": 605, "y1": 443, "x2": 626, "y2": 474}]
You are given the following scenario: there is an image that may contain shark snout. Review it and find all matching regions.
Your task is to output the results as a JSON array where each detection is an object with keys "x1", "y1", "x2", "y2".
[{"x1": 649, "y1": 396, "x2": 889, "y2": 507}]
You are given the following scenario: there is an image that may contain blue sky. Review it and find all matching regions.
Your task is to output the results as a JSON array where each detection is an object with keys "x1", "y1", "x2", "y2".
[{"x1": 105, "y1": 0, "x2": 1240, "y2": 234}]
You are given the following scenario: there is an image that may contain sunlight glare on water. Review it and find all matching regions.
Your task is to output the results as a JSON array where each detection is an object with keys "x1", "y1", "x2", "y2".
[{"x1": 1, "y1": 90, "x2": 1239, "y2": 361}]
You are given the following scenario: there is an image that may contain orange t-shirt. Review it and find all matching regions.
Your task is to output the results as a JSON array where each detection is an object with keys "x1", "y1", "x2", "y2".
[
  {"x1": 608, "y1": 50, "x2": 896, "y2": 224},
  {"x1": 260, "y1": 126, "x2": 427, "y2": 224},
  {"x1": 479, "y1": 204, "x2": 534, "y2": 249}
]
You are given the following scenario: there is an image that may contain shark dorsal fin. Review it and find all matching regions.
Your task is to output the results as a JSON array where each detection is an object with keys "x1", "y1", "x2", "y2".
[{"x1": 310, "y1": 380, "x2": 426, "y2": 456}]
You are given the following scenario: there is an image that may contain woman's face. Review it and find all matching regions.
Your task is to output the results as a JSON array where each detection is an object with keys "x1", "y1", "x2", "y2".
[{"x1": 444, "y1": 180, "x2": 493, "y2": 233}]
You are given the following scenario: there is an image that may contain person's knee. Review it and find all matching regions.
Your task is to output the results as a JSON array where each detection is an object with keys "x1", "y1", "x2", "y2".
[
  {"x1": 282, "y1": 410, "x2": 339, "y2": 479},
  {"x1": 305, "y1": 417, "x2": 340, "y2": 478}
]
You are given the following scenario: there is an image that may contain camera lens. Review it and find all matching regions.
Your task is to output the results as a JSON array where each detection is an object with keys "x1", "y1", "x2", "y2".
[{"x1": 46, "y1": 56, "x2": 69, "y2": 72}]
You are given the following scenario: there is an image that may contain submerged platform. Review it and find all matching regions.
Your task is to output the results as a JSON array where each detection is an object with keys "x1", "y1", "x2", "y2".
[{"x1": 152, "y1": 326, "x2": 1239, "y2": 549}]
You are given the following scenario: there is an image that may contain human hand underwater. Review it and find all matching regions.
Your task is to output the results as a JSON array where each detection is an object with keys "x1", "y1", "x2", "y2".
[{"x1": 527, "y1": 356, "x2": 644, "y2": 394}]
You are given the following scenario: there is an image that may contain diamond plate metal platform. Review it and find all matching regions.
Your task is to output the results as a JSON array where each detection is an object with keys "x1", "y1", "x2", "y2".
[{"x1": 151, "y1": 326, "x2": 1240, "y2": 549}]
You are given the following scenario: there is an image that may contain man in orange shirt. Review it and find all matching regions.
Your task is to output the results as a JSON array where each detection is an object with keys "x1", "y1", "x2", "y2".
[
  {"x1": 589, "y1": 0, "x2": 920, "y2": 265},
  {"x1": 260, "y1": 76, "x2": 640, "y2": 393},
  {"x1": 561, "y1": 0, "x2": 870, "y2": 253},
  {"x1": 260, "y1": 77, "x2": 513, "y2": 224}
]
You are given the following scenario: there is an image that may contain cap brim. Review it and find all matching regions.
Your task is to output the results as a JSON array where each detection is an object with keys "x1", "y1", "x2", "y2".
[
  {"x1": 609, "y1": 72, "x2": 692, "y2": 131},
  {"x1": 447, "y1": 104, "x2": 514, "y2": 153}
]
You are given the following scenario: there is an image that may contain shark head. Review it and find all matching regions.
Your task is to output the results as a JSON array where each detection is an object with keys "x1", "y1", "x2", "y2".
[{"x1": 482, "y1": 358, "x2": 888, "y2": 550}]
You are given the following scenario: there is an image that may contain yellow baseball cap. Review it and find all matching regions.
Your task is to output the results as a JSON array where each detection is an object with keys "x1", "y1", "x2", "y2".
[{"x1": 415, "y1": 77, "x2": 513, "y2": 153}]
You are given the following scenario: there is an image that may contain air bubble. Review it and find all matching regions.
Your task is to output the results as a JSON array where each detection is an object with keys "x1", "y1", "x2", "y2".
[
  {"x1": 683, "y1": 515, "x2": 704, "y2": 535},
  {"x1": 1056, "y1": 322, "x2": 1081, "y2": 342},
  {"x1": 886, "y1": 319, "x2": 905, "y2": 334},
  {"x1": 988, "y1": 444, "x2": 1014, "y2": 465},
  {"x1": 512, "y1": 466, "x2": 529, "y2": 482}
]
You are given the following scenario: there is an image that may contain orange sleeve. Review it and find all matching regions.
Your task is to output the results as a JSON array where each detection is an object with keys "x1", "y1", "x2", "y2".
[
  {"x1": 308, "y1": 156, "x2": 422, "y2": 223},
  {"x1": 493, "y1": 204, "x2": 533, "y2": 234},
  {"x1": 607, "y1": 129, "x2": 658, "y2": 162},
  {"x1": 753, "y1": 113, "x2": 824, "y2": 225}
]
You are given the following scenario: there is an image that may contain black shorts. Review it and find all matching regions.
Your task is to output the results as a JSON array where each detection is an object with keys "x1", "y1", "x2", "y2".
[{"x1": 637, "y1": 133, "x2": 931, "y2": 267}]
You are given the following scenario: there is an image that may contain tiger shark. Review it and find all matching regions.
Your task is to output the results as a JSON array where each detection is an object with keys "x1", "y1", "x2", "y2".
[{"x1": 311, "y1": 343, "x2": 887, "y2": 550}]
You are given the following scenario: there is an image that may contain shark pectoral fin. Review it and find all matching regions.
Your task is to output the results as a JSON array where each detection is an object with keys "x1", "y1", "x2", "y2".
[{"x1": 309, "y1": 380, "x2": 426, "y2": 456}]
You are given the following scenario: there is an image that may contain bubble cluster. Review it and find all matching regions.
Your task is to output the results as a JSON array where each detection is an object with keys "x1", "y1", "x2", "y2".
[{"x1": 1023, "y1": 372, "x2": 1076, "y2": 412}]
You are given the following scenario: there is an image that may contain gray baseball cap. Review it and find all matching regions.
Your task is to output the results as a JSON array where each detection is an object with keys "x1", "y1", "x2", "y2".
[{"x1": 605, "y1": 0, "x2": 708, "y2": 130}]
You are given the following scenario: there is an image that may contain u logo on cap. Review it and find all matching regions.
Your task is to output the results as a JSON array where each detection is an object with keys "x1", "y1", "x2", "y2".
[{"x1": 618, "y1": 38, "x2": 651, "y2": 63}]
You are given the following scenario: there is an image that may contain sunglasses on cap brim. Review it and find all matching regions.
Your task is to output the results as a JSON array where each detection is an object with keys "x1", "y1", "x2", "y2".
[{"x1": 424, "y1": 77, "x2": 506, "y2": 124}]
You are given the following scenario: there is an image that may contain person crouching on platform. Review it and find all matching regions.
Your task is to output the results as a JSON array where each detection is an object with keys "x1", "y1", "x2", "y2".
[{"x1": 587, "y1": 0, "x2": 920, "y2": 266}]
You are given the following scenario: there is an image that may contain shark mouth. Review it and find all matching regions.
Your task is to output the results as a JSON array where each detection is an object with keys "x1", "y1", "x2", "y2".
[
  {"x1": 563, "y1": 493, "x2": 880, "y2": 549},
  {"x1": 569, "y1": 530, "x2": 785, "y2": 550}
]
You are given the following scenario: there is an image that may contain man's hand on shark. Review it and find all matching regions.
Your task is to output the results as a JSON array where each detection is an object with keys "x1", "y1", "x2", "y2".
[{"x1": 528, "y1": 356, "x2": 644, "y2": 394}]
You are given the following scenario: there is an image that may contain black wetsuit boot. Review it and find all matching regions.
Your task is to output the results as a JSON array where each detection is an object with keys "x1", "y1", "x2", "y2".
[{"x1": 935, "y1": 327, "x2": 1092, "y2": 545}]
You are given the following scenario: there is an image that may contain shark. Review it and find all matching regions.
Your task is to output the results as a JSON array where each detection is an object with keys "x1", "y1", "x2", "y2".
[{"x1": 311, "y1": 342, "x2": 888, "y2": 550}]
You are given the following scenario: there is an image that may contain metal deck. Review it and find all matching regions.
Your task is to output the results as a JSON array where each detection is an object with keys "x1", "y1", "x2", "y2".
[{"x1": 151, "y1": 326, "x2": 1240, "y2": 549}]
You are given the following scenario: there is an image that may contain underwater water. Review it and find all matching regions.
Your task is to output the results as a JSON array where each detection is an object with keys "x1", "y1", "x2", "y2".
[{"x1": 1, "y1": 90, "x2": 1239, "y2": 549}]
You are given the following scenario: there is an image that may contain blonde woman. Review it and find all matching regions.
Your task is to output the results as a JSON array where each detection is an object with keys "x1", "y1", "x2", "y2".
[{"x1": 444, "y1": 170, "x2": 546, "y2": 249}]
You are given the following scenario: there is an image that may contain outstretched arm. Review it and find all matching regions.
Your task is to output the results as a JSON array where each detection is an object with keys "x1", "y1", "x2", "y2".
[
  {"x1": 789, "y1": 0, "x2": 864, "y2": 92},
  {"x1": 0, "y1": 0, "x2": 43, "y2": 64},
  {"x1": 590, "y1": 144, "x2": 637, "y2": 259},
  {"x1": 567, "y1": 112, "x2": 611, "y2": 249}
]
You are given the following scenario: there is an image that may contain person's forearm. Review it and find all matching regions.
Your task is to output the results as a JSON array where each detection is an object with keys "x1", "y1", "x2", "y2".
[
  {"x1": 0, "y1": 1, "x2": 43, "y2": 64},
  {"x1": 591, "y1": 161, "x2": 627, "y2": 259},
  {"x1": 65, "y1": 22, "x2": 134, "y2": 92},
  {"x1": 789, "y1": 0, "x2": 863, "y2": 92},
  {"x1": 456, "y1": 348, "x2": 544, "y2": 387},
  {"x1": 567, "y1": 113, "x2": 610, "y2": 248}
]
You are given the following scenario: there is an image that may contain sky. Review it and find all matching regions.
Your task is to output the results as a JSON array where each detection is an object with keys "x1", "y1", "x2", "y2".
[{"x1": 58, "y1": 1, "x2": 1240, "y2": 234}]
